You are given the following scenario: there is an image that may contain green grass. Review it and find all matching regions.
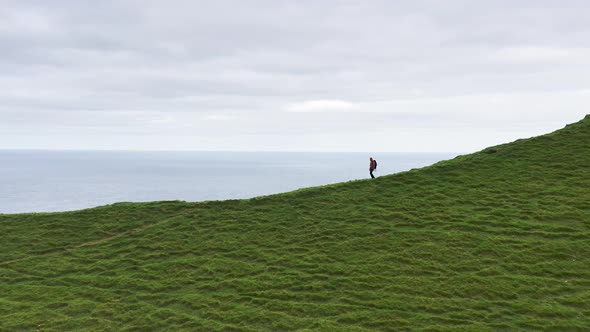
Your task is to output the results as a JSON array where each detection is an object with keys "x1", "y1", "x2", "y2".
[{"x1": 2, "y1": 116, "x2": 590, "y2": 331}]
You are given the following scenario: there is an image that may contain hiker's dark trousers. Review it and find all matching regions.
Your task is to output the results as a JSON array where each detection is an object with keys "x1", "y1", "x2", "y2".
[{"x1": 370, "y1": 169, "x2": 375, "y2": 178}]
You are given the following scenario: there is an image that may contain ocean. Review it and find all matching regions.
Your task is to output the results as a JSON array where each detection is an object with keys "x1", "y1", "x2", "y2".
[{"x1": 0, "y1": 150, "x2": 459, "y2": 214}]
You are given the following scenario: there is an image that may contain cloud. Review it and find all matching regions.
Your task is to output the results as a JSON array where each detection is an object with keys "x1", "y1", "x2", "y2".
[
  {"x1": 491, "y1": 47, "x2": 590, "y2": 64},
  {"x1": 206, "y1": 114, "x2": 235, "y2": 121},
  {"x1": 0, "y1": 1, "x2": 589, "y2": 151},
  {"x1": 286, "y1": 100, "x2": 357, "y2": 112}
]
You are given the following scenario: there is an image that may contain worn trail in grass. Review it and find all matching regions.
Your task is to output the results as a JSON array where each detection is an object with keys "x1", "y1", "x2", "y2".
[{"x1": 2, "y1": 116, "x2": 590, "y2": 331}]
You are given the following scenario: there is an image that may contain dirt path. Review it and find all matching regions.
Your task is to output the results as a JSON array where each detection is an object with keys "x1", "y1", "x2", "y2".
[{"x1": 0, "y1": 208, "x2": 195, "y2": 266}]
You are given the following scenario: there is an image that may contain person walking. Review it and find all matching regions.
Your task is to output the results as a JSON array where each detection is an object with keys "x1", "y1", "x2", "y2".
[{"x1": 369, "y1": 157, "x2": 377, "y2": 178}]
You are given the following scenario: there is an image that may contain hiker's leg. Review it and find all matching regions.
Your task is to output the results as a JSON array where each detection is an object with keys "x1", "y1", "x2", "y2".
[{"x1": 370, "y1": 170, "x2": 375, "y2": 178}]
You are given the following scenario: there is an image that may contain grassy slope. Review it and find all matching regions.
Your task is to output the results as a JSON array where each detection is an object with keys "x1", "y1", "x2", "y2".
[{"x1": 1, "y1": 116, "x2": 590, "y2": 331}]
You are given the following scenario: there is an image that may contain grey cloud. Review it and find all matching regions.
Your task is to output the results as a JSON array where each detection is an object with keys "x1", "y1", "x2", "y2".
[{"x1": 1, "y1": 1, "x2": 589, "y2": 151}]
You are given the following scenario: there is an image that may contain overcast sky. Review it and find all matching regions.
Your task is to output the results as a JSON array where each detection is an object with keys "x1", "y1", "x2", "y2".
[{"x1": 1, "y1": 1, "x2": 589, "y2": 152}]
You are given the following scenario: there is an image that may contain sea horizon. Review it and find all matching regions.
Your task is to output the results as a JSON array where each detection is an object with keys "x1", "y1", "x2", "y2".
[{"x1": 0, "y1": 150, "x2": 460, "y2": 214}]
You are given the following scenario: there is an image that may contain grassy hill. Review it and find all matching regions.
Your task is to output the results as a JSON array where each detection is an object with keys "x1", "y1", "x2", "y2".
[{"x1": 1, "y1": 116, "x2": 590, "y2": 331}]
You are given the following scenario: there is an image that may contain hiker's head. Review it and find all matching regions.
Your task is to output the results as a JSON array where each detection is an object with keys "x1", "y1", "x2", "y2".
[{"x1": 370, "y1": 157, "x2": 373, "y2": 161}]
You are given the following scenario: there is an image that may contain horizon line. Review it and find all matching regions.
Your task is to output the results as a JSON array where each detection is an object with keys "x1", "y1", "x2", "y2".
[{"x1": 0, "y1": 148, "x2": 465, "y2": 154}]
